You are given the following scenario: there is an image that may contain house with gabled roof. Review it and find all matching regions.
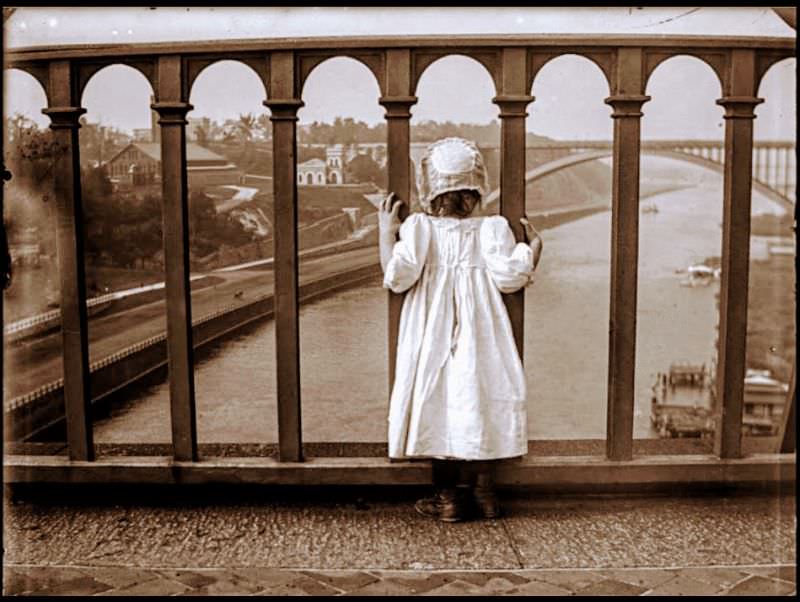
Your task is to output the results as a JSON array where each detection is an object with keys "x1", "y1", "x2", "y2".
[{"x1": 105, "y1": 141, "x2": 241, "y2": 189}]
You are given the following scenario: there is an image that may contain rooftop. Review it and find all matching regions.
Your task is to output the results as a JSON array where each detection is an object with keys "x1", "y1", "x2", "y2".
[{"x1": 107, "y1": 142, "x2": 229, "y2": 165}]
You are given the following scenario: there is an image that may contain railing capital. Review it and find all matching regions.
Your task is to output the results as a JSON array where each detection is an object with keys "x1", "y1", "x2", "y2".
[
  {"x1": 151, "y1": 101, "x2": 194, "y2": 125},
  {"x1": 41, "y1": 106, "x2": 87, "y2": 129},
  {"x1": 716, "y1": 96, "x2": 764, "y2": 120},
  {"x1": 378, "y1": 96, "x2": 418, "y2": 119},
  {"x1": 604, "y1": 94, "x2": 651, "y2": 118},
  {"x1": 492, "y1": 94, "x2": 535, "y2": 118},
  {"x1": 263, "y1": 98, "x2": 304, "y2": 121}
]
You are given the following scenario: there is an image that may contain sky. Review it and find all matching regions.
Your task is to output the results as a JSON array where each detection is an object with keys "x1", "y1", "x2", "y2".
[{"x1": 3, "y1": 7, "x2": 796, "y2": 141}]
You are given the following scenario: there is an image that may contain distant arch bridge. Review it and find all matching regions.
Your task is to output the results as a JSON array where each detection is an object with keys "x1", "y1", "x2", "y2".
[{"x1": 483, "y1": 140, "x2": 795, "y2": 211}]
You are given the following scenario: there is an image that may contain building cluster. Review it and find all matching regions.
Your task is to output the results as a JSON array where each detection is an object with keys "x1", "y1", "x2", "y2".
[{"x1": 296, "y1": 143, "x2": 387, "y2": 187}]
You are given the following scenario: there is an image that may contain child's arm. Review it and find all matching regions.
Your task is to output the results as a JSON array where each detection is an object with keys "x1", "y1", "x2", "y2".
[
  {"x1": 379, "y1": 192, "x2": 403, "y2": 273},
  {"x1": 520, "y1": 217, "x2": 544, "y2": 270}
]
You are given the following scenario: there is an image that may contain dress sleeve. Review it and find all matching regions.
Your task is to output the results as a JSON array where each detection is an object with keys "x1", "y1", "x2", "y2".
[
  {"x1": 383, "y1": 212, "x2": 432, "y2": 293},
  {"x1": 480, "y1": 215, "x2": 535, "y2": 293}
]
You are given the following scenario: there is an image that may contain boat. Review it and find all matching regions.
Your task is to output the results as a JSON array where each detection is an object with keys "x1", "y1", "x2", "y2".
[
  {"x1": 650, "y1": 364, "x2": 789, "y2": 438},
  {"x1": 679, "y1": 264, "x2": 717, "y2": 287},
  {"x1": 641, "y1": 203, "x2": 659, "y2": 214},
  {"x1": 650, "y1": 362, "x2": 715, "y2": 438}
]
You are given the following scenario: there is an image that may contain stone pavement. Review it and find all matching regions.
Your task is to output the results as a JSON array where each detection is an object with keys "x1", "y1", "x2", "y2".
[
  {"x1": 3, "y1": 486, "x2": 796, "y2": 596},
  {"x1": 2, "y1": 563, "x2": 797, "y2": 596}
]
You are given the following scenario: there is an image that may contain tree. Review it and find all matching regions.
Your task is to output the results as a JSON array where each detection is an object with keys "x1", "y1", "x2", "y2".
[
  {"x1": 255, "y1": 113, "x2": 272, "y2": 142},
  {"x1": 345, "y1": 153, "x2": 385, "y2": 186},
  {"x1": 237, "y1": 113, "x2": 256, "y2": 144},
  {"x1": 4, "y1": 114, "x2": 57, "y2": 185},
  {"x1": 195, "y1": 124, "x2": 210, "y2": 148}
]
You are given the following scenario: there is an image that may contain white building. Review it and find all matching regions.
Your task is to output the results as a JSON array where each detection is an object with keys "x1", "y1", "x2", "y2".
[
  {"x1": 297, "y1": 158, "x2": 327, "y2": 185},
  {"x1": 326, "y1": 145, "x2": 345, "y2": 184}
]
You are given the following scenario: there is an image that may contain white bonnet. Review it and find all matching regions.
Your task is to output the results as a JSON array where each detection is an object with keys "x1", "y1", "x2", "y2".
[{"x1": 416, "y1": 137, "x2": 488, "y2": 210}]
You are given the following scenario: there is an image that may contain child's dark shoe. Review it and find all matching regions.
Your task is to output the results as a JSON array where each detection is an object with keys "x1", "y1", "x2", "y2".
[
  {"x1": 414, "y1": 489, "x2": 465, "y2": 522},
  {"x1": 472, "y1": 486, "x2": 502, "y2": 518}
]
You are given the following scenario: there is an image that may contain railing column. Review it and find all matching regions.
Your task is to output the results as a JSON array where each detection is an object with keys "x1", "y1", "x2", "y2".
[
  {"x1": 152, "y1": 56, "x2": 198, "y2": 462},
  {"x1": 493, "y1": 48, "x2": 534, "y2": 359},
  {"x1": 714, "y1": 48, "x2": 763, "y2": 459},
  {"x1": 603, "y1": 47, "x2": 650, "y2": 461},
  {"x1": 42, "y1": 60, "x2": 93, "y2": 461},
  {"x1": 264, "y1": 51, "x2": 304, "y2": 462},
  {"x1": 379, "y1": 48, "x2": 416, "y2": 391}
]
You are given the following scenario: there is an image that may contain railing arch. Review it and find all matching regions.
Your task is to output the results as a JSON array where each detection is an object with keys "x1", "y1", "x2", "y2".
[
  {"x1": 643, "y1": 50, "x2": 725, "y2": 94},
  {"x1": 187, "y1": 56, "x2": 269, "y2": 101},
  {"x1": 5, "y1": 63, "x2": 50, "y2": 103},
  {"x1": 755, "y1": 51, "x2": 795, "y2": 91},
  {"x1": 411, "y1": 50, "x2": 500, "y2": 97},
  {"x1": 298, "y1": 51, "x2": 384, "y2": 97},
  {"x1": 644, "y1": 53, "x2": 724, "y2": 100},
  {"x1": 529, "y1": 49, "x2": 613, "y2": 94},
  {"x1": 77, "y1": 59, "x2": 156, "y2": 103}
]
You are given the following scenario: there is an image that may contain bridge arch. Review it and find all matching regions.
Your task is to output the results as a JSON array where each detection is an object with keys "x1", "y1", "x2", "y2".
[{"x1": 484, "y1": 149, "x2": 794, "y2": 212}]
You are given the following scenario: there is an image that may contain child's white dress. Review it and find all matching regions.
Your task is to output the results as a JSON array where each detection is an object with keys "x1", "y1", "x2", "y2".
[{"x1": 384, "y1": 212, "x2": 536, "y2": 460}]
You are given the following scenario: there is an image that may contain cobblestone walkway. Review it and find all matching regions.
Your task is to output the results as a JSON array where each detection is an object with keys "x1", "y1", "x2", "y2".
[
  {"x1": 4, "y1": 489, "x2": 795, "y2": 596},
  {"x1": 3, "y1": 563, "x2": 796, "y2": 596}
]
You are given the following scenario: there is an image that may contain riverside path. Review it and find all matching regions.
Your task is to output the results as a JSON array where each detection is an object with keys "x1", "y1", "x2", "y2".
[{"x1": 4, "y1": 246, "x2": 378, "y2": 402}]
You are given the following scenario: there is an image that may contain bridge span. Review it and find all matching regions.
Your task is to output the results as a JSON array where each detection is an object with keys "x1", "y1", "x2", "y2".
[{"x1": 481, "y1": 140, "x2": 795, "y2": 211}]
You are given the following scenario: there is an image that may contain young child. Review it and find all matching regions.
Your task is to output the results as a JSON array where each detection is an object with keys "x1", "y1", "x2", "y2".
[{"x1": 379, "y1": 137, "x2": 543, "y2": 521}]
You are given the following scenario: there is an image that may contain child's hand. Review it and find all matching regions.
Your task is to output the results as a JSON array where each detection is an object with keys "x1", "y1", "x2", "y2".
[
  {"x1": 520, "y1": 216, "x2": 541, "y2": 245},
  {"x1": 521, "y1": 216, "x2": 544, "y2": 270},
  {"x1": 379, "y1": 192, "x2": 404, "y2": 236}
]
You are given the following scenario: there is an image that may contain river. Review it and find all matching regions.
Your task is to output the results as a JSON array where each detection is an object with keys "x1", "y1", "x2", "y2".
[{"x1": 92, "y1": 157, "x2": 788, "y2": 444}]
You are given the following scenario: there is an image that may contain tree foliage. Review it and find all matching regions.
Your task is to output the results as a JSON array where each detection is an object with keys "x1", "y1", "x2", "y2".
[{"x1": 345, "y1": 153, "x2": 385, "y2": 185}]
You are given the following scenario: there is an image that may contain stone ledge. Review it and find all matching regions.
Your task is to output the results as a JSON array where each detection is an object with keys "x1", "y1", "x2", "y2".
[{"x1": 4, "y1": 452, "x2": 794, "y2": 491}]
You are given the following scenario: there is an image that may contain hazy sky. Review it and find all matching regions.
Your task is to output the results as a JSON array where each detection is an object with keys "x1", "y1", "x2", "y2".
[{"x1": 3, "y1": 7, "x2": 796, "y2": 141}]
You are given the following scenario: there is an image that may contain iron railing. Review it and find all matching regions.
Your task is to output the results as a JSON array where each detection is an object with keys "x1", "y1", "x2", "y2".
[{"x1": 3, "y1": 34, "x2": 796, "y2": 488}]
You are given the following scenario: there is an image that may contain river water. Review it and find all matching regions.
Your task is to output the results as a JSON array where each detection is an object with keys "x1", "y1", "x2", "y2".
[{"x1": 93, "y1": 157, "x2": 788, "y2": 444}]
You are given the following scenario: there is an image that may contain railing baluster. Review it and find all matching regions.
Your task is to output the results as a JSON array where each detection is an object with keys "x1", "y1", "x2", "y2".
[
  {"x1": 42, "y1": 60, "x2": 93, "y2": 461},
  {"x1": 152, "y1": 56, "x2": 198, "y2": 462},
  {"x1": 493, "y1": 48, "x2": 534, "y2": 359},
  {"x1": 714, "y1": 49, "x2": 763, "y2": 459},
  {"x1": 603, "y1": 48, "x2": 650, "y2": 461},
  {"x1": 379, "y1": 49, "x2": 416, "y2": 392},
  {"x1": 264, "y1": 51, "x2": 304, "y2": 462}
]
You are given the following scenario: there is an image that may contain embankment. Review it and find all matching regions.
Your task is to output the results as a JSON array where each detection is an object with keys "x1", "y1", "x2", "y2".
[{"x1": 6, "y1": 261, "x2": 382, "y2": 442}]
